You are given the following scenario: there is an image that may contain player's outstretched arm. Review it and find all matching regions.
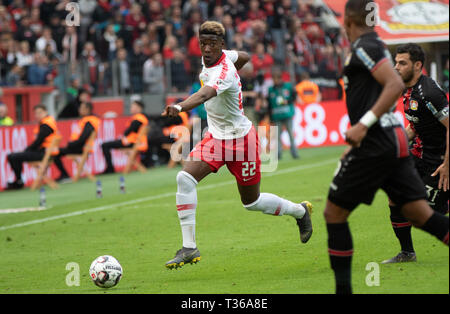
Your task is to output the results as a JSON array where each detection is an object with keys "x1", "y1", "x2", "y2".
[{"x1": 162, "y1": 86, "x2": 217, "y2": 117}]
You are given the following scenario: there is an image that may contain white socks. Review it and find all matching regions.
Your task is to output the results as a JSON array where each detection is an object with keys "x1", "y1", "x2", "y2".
[
  {"x1": 243, "y1": 193, "x2": 306, "y2": 219},
  {"x1": 176, "y1": 171, "x2": 305, "y2": 249},
  {"x1": 176, "y1": 171, "x2": 198, "y2": 249}
]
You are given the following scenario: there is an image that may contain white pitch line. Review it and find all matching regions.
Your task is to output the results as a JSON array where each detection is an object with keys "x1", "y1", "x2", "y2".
[
  {"x1": 0, "y1": 158, "x2": 337, "y2": 231},
  {"x1": 0, "y1": 207, "x2": 48, "y2": 214}
]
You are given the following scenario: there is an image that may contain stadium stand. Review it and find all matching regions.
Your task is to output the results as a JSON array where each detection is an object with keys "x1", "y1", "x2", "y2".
[{"x1": 0, "y1": 0, "x2": 348, "y2": 118}]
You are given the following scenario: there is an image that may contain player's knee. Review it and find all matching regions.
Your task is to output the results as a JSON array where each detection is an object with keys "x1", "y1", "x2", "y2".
[
  {"x1": 176, "y1": 171, "x2": 198, "y2": 193},
  {"x1": 400, "y1": 200, "x2": 433, "y2": 227},
  {"x1": 323, "y1": 201, "x2": 349, "y2": 223},
  {"x1": 389, "y1": 204, "x2": 406, "y2": 221}
]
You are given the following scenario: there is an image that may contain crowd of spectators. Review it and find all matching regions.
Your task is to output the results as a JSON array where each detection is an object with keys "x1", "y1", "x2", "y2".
[{"x1": 0, "y1": 0, "x2": 349, "y2": 119}]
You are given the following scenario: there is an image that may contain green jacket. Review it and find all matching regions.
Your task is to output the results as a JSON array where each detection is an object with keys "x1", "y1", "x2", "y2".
[{"x1": 268, "y1": 82, "x2": 295, "y2": 122}]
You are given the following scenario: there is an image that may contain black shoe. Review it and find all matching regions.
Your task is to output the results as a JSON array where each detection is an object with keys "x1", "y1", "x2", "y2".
[
  {"x1": 56, "y1": 174, "x2": 72, "y2": 184},
  {"x1": 381, "y1": 251, "x2": 417, "y2": 264},
  {"x1": 165, "y1": 247, "x2": 201, "y2": 269},
  {"x1": 296, "y1": 201, "x2": 313, "y2": 243},
  {"x1": 6, "y1": 180, "x2": 24, "y2": 190}
]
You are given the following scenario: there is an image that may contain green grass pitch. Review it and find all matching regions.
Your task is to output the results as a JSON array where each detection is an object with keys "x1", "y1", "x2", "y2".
[{"x1": 0, "y1": 146, "x2": 448, "y2": 294}]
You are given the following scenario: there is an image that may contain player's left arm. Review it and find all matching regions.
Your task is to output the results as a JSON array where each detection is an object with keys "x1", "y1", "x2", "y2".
[
  {"x1": 162, "y1": 86, "x2": 217, "y2": 117},
  {"x1": 233, "y1": 51, "x2": 250, "y2": 71},
  {"x1": 222, "y1": 49, "x2": 250, "y2": 71},
  {"x1": 431, "y1": 116, "x2": 449, "y2": 191}
]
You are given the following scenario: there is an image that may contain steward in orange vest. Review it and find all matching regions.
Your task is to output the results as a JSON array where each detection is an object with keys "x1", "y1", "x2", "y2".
[
  {"x1": 53, "y1": 102, "x2": 100, "y2": 181},
  {"x1": 295, "y1": 72, "x2": 321, "y2": 105},
  {"x1": 141, "y1": 108, "x2": 188, "y2": 167},
  {"x1": 6, "y1": 104, "x2": 59, "y2": 190},
  {"x1": 101, "y1": 100, "x2": 149, "y2": 174}
]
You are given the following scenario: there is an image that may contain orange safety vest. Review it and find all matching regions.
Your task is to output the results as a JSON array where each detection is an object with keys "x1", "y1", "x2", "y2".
[
  {"x1": 70, "y1": 115, "x2": 100, "y2": 153},
  {"x1": 33, "y1": 115, "x2": 59, "y2": 156},
  {"x1": 338, "y1": 78, "x2": 346, "y2": 102},
  {"x1": 295, "y1": 80, "x2": 320, "y2": 105},
  {"x1": 122, "y1": 113, "x2": 149, "y2": 152},
  {"x1": 163, "y1": 111, "x2": 189, "y2": 140},
  {"x1": 70, "y1": 115, "x2": 101, "y2": 141}
]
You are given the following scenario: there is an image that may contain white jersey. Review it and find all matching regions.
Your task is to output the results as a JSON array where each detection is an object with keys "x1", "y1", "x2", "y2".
[{"x1": 199, "y1": 50, "x2": 253, "y2": 140}]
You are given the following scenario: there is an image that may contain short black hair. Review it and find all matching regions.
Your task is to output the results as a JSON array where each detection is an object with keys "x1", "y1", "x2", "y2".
[
  {"x1": 80, "y1": 101, "x2": 93, "y2": 113},
  {"x1": 33, "y1": 104, "x2": 47, "y2": 111},
  {"x1": 345, "y1": 0, "x2": 376, "y2": 28},
  {"x1": 396, "y1": 43, "x2": 425, "y2": 68},
  {"x1": 132, "y1": 100, "x2": 145, "y2": 109}
]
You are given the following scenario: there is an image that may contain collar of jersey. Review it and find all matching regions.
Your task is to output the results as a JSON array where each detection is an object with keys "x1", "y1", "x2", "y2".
[{"x1": 204, "y1": 52, "x2": 226, "y2": 68}]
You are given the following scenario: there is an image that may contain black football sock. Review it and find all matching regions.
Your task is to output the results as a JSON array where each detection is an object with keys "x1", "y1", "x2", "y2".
[
  {"x1": 420, "y1": 212, "x2": 449, "y2": 245},
  {"x1": 327, "y1": 222, "x2": 353, "y2": 294},
  {"x1": 53, "y1": 156, "x2": 69, "y2": 177},
  {"x1": 389, "y1": 205, "x2": 414, "y2": 253}
]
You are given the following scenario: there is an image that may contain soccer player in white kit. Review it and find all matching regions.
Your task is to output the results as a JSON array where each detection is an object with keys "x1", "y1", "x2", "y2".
[{"x1": 163, "y1": 21, "x2": 313, "y2": 269}]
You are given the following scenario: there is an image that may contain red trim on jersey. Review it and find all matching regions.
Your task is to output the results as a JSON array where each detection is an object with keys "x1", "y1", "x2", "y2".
[
  {"x1": 328, "y1": 248, "x2": 354, "y2": 257},
  {"x1": 205, "y1": 52, "x2": 226, "y2": 68},
  {"x1": 238, "y1": 80, "x2": 243, "y2": 110},
  {"x1": 391, "y1": 221, "x2": 412, "y2": 228},
  {"x1": 371, "y1": 57, "x2": 389, "y2": 73},
  {"x1": 403, "y1": 88, "x2": 413, "y2": 111},
  {"x1": 394, "y1": 127, "x2": 409, "y2": 158},
  {"x1": 443, "y1": 232, "x2": 449, "y2": 245},
  {"x1": 176, "y1": 204, "x2": 196, "y2": 211},
  {"x1": 219, "y1": 57, "x2": 228, "y2": 80}
]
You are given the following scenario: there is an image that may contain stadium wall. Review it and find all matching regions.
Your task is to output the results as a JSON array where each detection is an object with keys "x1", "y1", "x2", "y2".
[{"x1": 0, "y1": 100, "x2": 409, "y2": 191}]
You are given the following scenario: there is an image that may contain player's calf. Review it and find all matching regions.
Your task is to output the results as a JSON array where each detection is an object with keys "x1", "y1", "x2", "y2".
[
  {"x1": 176, "y1": 171, "x2": 198, "y2": 249},
  {"x1": 401, "y1": 200, "x2": 449, "y2": 245},
  {"x1": 243, "y1": 193, "x2": 313, "y2": 243}
]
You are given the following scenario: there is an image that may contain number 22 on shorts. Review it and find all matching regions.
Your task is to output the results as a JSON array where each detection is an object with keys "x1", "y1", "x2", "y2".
[{"x1": 242, "y1": 162, "x2": 256, "y2": 177}]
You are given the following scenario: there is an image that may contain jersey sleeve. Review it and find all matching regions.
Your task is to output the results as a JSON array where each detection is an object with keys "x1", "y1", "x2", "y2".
[
  {"x1": 223, "y1": 50, "x2": 238, "y2": 63},
  {"x1": 354, "y1": 40, "x2": 391, "y2": 73},
  {"x1": 424, "y1": 79, "x2": 449, "y2": 122},
  {"x1": 202, "y1": 64, "x2": 234, "y2": 96}
]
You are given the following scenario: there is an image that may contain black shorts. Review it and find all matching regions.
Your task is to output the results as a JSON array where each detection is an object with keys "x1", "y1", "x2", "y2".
[
  {"x1": 328, "y1": 149, "x2": 428, "y2": 211},
  {"x1": 413, "y1": 156, "x2": 449, "y2": 214}
]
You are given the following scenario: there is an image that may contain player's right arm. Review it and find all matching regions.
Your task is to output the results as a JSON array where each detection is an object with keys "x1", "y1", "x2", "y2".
[
  {"x1": 162, "y1": 86, "x2": 217, "y2": 117},
  {"x1": 431, "y1": 116, "x2": 449, "y2": 191},
  {"x1": 345, "y1": 60, "x2": 405, "y2": 147},
  {"x1": 424, "y1": 79, "x2": 449, "y2": 191}
]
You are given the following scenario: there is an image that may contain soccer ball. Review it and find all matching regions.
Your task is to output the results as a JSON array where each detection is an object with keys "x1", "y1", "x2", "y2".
[{"x1": 89, "y1": 255, "x2": 123, "y2": 288}]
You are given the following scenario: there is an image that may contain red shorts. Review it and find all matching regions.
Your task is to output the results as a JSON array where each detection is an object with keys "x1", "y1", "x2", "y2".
[{"x1": 190, "y1": 126, "x2": 261, "y2": 186}]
